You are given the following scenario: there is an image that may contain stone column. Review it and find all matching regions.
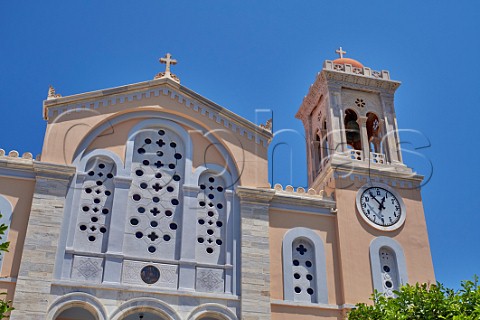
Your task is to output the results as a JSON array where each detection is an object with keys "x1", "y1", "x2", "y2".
[
  {"x1": 10, "y1": 162, "x2": 75, "y2": 320},
  {"x1": 236, "y1": 187, "x2": 275, "y2": 320},
  {"x1": 380, "y1": 93, "x2": 401, "y2": 163},
  {"x1": 357, "y1": 116, "x2": 370, "y2": 160}
]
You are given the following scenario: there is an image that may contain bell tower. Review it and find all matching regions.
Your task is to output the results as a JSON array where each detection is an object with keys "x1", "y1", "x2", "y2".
[{"x1": 296, "y1": 48, "x2": 412, "y2": 190}]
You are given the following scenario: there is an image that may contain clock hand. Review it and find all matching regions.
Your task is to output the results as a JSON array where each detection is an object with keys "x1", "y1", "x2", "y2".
[
  {"x1": 378, "y1": 196, "x2": 386, "y2": 211},
  {"x1": 369, "y1": 192, "x2": 383, "y2": 206}
]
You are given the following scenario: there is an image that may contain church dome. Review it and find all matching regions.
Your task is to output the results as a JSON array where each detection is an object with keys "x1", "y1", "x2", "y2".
[{"x1": 333, "y1": 57, "x2": 364, "y2": 68}]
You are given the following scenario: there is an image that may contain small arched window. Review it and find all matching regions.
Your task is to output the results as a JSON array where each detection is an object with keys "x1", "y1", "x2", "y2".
[
  {"x1": 282, "y1": 228, "x2": 328, "y2": 304},
  {"x1": 344, "y1": 109, "x2": 361, "y2": 150},
  {"x1": 370, "y1": 237, "x2": 408, "y2": 297}
]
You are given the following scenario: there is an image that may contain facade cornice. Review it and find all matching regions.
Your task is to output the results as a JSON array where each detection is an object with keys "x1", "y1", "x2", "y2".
[
  {"x1": 236, "y1": 186, "x2": 276, "y2": 204},
  {"x1": 43, "y1": 78, "x2": 272, "y2": 148},
  {"x1": 33, "y1": 161, "x2": 76, "y2": 180}
]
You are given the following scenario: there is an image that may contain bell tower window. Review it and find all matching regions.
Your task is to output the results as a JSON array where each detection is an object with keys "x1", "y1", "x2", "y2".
[
  {"x1": 344, "y1": 109, "x2": 362, "y2": 150},
  {"x1": 367, "y1": 112, "x2": 381, "y2": 153}
]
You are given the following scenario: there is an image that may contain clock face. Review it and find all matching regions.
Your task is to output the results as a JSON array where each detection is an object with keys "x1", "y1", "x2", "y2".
[{"x1": 356, "y1": 184, "x2": 406, "y2": 231}]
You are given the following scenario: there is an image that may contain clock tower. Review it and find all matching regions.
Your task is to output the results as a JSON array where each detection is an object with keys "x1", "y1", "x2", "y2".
[{"x1": 295, "y1": 48, "x2": 435, "y2": 302}]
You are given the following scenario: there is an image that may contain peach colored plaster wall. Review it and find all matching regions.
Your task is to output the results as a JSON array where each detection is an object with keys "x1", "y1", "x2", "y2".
[
  {"x1": 269, "y1": 209, "x2": 343, "y2": 318},
  {"x1": 271, "y1": 305, "x2": 342, "y2": 320},
  {"x1": 334, "y1": 177, "x2": 435, "y2": 305},
  {"x1": 42, "y1": 93, "x2": 269, "y2": 187},
  {"x1": 0, "y1": 176, "x2": 35, "y2": 300}
]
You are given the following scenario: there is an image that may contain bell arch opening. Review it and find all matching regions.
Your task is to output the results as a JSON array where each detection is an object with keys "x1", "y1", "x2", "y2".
[{"x1": 344, "y1": 109, "x2": 361, "y2": 150}]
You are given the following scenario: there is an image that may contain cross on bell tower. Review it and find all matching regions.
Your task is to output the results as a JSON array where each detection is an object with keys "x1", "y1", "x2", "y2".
[
  {"x1": 335, "y1": 47, "x2": 346, "y2": 59},
  {"x1": 154, "y1": 53, "x2": 180, "y2": 83}
]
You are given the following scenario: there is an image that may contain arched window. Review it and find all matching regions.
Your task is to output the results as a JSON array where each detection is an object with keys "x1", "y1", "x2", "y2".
[
  {"x1": 73, "y1": 156, "x2": 116, "y2": 253},
  {"x1": 55, "y1": 307, "x2": 97, "y2": 320},
  {"x1": 124, "y1": 127, "x2": 185, "y2": 260},
  {"x1": 344, "y1": 109, "x2": 361, "y2": 150},
  {"x1": 366, "y1": 112, "x2": 381, "y2": 153},
  {"x1": 282, "y1": 228, "x2": 328, "y2": 304},
  {"x1": 0, "y1": 196, "x2": 12, "y2": 273},
  {"x1": 370, "y1": 237, "x2": 408, "y2": 297}
]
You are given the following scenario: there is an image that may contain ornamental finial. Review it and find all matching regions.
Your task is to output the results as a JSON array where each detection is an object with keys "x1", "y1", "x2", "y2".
[
  {"x1": 154, "y1": 53, "x2": 180, "y2": 83},
  {"x1": 335, "y1": 47, "x2": 346, "y2": 59},
  {"x1": 47, "y1": 85, "x2": 61, "y2": 100}
]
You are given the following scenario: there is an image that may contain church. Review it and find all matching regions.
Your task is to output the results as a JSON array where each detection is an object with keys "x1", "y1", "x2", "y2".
[{"x1": 0, "y1": 49, "x2": 435, "y2": 319}]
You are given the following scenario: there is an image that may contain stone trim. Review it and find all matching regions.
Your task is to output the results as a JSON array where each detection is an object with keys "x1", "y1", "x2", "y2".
[
  {"x1": 187, "y1": 303, "x2": 239, "y2": 320},
  {"x1": 110, "y1": 297, "x2": 181, "y2": 320},
  {"x1": 46, "y1": 292, "x2": 107, "y2": 320},
  {"x1": 370, "y1": 237, "x2": 408, "y2": 293},
  {"x1": 282, "y1": 228, "x2": 328, "y2": 304},
  {"x1": 43, "y1": 79, "x2": 271, "y2": 147}
]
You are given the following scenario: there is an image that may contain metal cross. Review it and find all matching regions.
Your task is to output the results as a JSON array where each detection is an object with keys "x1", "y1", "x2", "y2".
[
  {"x1": 160, "y1": 53, "x2": 177, "y2": 75},
  {"x1": 335, "y1": 47, "x2": 346, "y2": 59}
]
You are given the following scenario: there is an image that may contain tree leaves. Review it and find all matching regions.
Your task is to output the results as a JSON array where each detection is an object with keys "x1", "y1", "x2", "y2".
[
  {"x1": 348, "y1": 277, "x2": 480, "y2": 319},
  {"x1": 0, "y1": 212, "x2": 13, "y2": 318}
]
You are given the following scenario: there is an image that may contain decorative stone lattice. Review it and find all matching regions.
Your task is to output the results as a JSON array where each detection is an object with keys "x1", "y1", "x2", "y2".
[
  {"x1": 195, "y1": 173, "x2": 226, "y2": 264},
  {"x1": 196, "y1": 267, "x2": 224, "y2": 293},
  {"x1": 75, "y1": 158, "x2": 116, "y2": 253},
  {"x1": 124, "y1": 128, "x2": 184, "y2": 259},
  {"x1": 71, "y1": 256, "x2": 103, "y2": 283},
  {"x1": 292, "y1": 238, "x2": 316, "y2": 303},
  {"x1": 379, "y1": 247, "x2": 399, "y2": 297}
]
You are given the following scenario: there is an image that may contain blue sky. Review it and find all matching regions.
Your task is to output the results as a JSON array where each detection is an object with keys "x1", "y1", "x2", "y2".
[{"x1": 1, "y1": 1, "x2": 479, "y2": 290}]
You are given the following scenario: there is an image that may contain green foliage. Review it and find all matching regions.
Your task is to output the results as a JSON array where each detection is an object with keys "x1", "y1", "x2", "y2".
[
  {"x1": 348, "y1": 277, "x2": 480, "y2": 320},
  {"x1": 0, "y1": 212, "x2": 13, "y2": 319}
]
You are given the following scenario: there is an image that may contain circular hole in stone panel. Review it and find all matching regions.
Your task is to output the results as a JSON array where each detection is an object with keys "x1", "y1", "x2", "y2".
[
  {"x1": 130, "y1": 218, "x2": 139, "y2": 225},
  {"x1": 208, "y1": 211, "x2": 214, "y2": 217},
  {"x1": 136, "y1": 170, "x2": 144, "y2": 177},
  {"x1": 217, "y1": 186, "x2": 224, "y2": 192},
  {"x1": 165, "y1": 210, "x2": 173, "y2": 217},
  {"x1": 216, "y1": 239, "x2": 222, "y2": 245},
  {"x1": 91, "y1": 217, "x2": 98, "y2": 222},
  {"x1": 143, "y1": 160, "x2": 150, "y2": 166},
  {"x1": 88, "y1": 236, "x2": 96, "y2": 242},
  {"x1": 307, "y1": 288, "x2": 314, "y2": 295},
  {"x1": 102, "y1": 208, "x2": 109, "y2": 214},
  {"x1": 199, "y1": 201, "x2": 206, "y2": 207},
  {"x1": 197, "y1": 237, "x2": 204, "y2": 243},
  {"x1": 294, "y1": 273, "x2": 301, "y2": 279},
  {"x1": 170, "y1": 142, "x2": 176, "y2": 148},
  {"x1": 207, "y1": 229, "x2": 214, "y2": 235},
  {"x1": 155, "y1": 172, "x2": 162, "y2": 178},
  {"x1": 150, "y1": 221, "x2": 158, "y2": 227},
  {"x1": 135, "y1": 232, "x2": 143, "y2": 239},
  {"x1": 168, "y1": 164, "x2": 175, "y2": 169},
  {"x1": 137, "y1": 148, "x2": 146, "y2": 154},
  {"x1": 198, "y1": 219, "x2": 205, "y2": 225},
  {"x1": 385, "y1": 281, "x2": 393, "y2": 288},
  {"x1": 200, "y1": 184, "x2": 206, "y2": 190},
  {"x1": 158, "y1": 129, "x2": 165, "y2": 136},
  {"x1": 105, "y1": 190, "x2": 111, "y2": 196},
  {"x1": 208, "y1": 194, "x2": 214, "y2": 200},
  {"x1": 167, "y1": 186, "x2": 174, "y2": 192},
  {"x1": 82, "y1": 206, "x2": 89, "y2": 212},
  {"x1": 99, "y1": 163, "x2": 105, "y2": 169},
  {"x1": 133, "y1": 194, "x2": 141, "y2": 201},
  {"x1": 156, "y1": 151, "x2": 163, "y2": 157},
  {"x1": 148, "y1": 246, "x2": 156, "y2": 253},
  {"x1": 305, "y1": 261, "x2": 312, "y2": 268},
  {"x1": 209, "y1": 177, "x2": 215, "y2": 183},
  {"x1": 217, "y1": 203, "x2": 223, "y2": 209},
  {"x1": 96, "y1": 181, "x2": 103, "y2": 186},
  {"x1": 174, "y1": 153, "x2": 182, "y2": 159},
  {"x1": 206, "y1": 247, "x2": 214, "y2": 254},
  {"x1": 145, "y1": 138, "x2": 152, "y2": 144},
  {"x1": 100, "y1": 227, "x2": 107, "y2": 233},
  {"x1": 85, "y1": 188, "x2": 92, "y2": 194},
  {"x1": 140, "y1": 265, "x2": 160, "y2": 284},
  {"x1": 216, "y1": 221, "x2": 223, "y2": 227},
  {"x1": 107, "y1": 173, "x2": 114, "y2": 179},
  {"x1": 94, "y1": 198, "x2": 100, "y2": 204},
  {"x1": 163, "y1": 234, "x2": 171, "y2": 241},
  {"x1": 79, "y1": 225, "x2": 87, "y2": 231},
  {"x1": 383, "y1": 265, "x2": 391, "y2": 272},
  {"x1": 306, "y1": 274, "x2": 313, "y2": 281},
  {"x1": 140, "y1": 182, "x2": 148, "y2": 189},
  {"x1": 153, "y1": 197, "x2": 160, "y2": 203},
  {"x1": 169, "y1": 223, "x2": 177, "y2": 230},
  {"x1": 138, "y1": 207, "x2": 146, "y2": 213},
  {"x1": 293, "y1": 260, "x2": 300, "y2": 266},
  {"x1": 171, "y1": 199, "x2": 179, "y2": 206},
  {"x1": 88, "y1": 171, "x2": 95, "y2": 176},
  {"x1": 173, "y1": 175, "x2": 181, "y2": 182},
  {"x1": 294, "y1": 287, "x2": 301, "y2": 294}
]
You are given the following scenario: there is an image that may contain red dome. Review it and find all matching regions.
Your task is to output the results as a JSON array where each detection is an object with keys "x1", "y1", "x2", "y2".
[{"x1": 333, "y1": 58, "x2": 364, "y2": 68}]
